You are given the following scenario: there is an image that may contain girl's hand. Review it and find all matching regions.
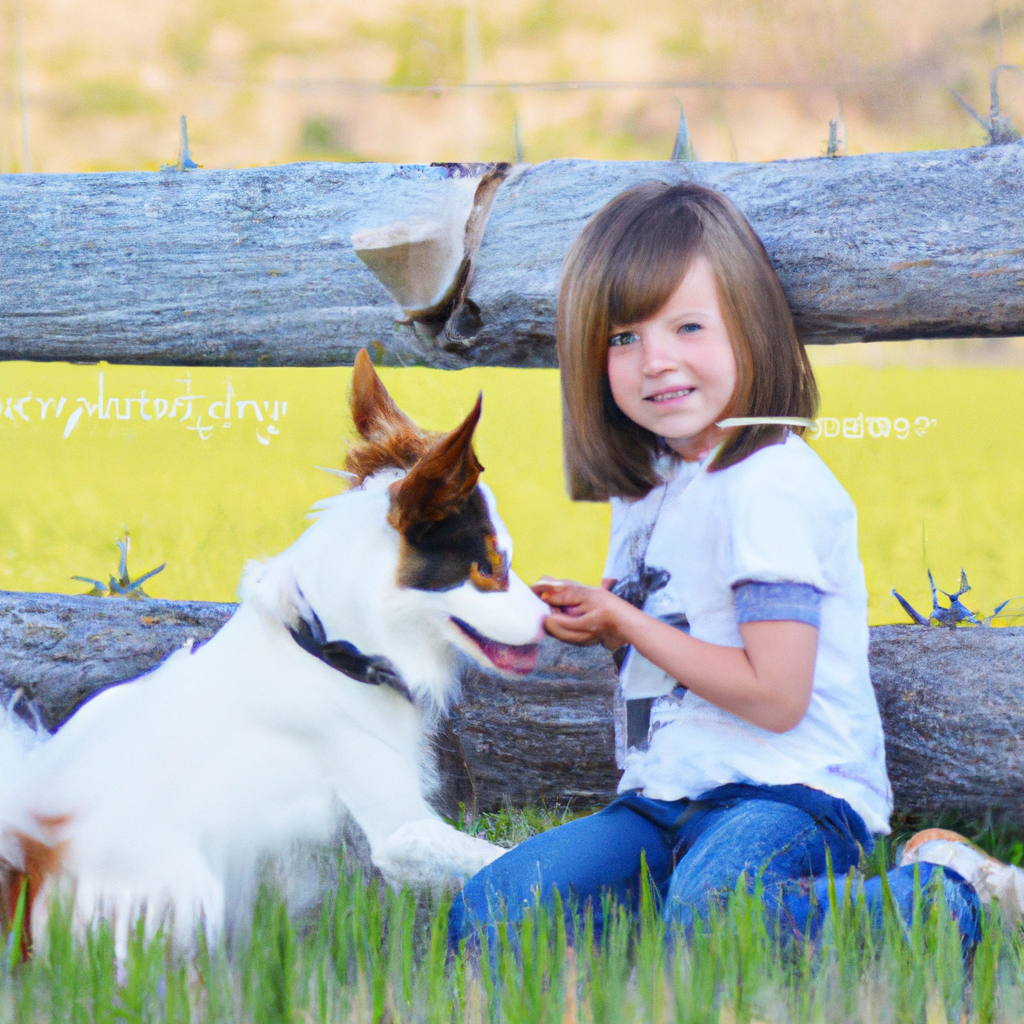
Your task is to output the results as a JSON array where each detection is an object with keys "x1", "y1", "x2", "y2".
[{"x1": 531, "y1": 577, "x2": 633, "y2": 650}]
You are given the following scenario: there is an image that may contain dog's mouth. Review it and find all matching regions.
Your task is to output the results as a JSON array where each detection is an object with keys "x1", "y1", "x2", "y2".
[{"x1": 451, "y1": 617, "x2": 541, "y2": 676}]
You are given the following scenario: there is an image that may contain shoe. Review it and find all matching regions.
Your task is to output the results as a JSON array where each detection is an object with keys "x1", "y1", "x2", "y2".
[{"x1": 898, "y1": 828, "x2": 1024, "y2": 918}]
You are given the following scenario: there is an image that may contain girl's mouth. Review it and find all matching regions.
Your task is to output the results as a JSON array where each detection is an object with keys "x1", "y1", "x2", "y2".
[{"x1": 646, "y1": 388, "x2": 694, "y2": 403}]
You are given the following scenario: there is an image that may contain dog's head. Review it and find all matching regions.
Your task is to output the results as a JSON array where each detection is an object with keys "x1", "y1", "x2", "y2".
[{"x1": 244, "y1": 351, "x2": 548, "y2": 706}]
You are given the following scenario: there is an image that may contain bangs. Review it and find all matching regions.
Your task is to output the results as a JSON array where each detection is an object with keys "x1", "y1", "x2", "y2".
[{"x1": 604, "y1": 200, "x2": 704, "y2": 329}]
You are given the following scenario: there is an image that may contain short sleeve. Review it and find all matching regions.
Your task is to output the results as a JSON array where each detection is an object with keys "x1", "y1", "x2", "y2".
[
  {"x1": 725, "y1": 450, "x2": 850, "y2": 594},
  {"x1": 733, "y1": 581, "x2": 823, "y2": 627}
]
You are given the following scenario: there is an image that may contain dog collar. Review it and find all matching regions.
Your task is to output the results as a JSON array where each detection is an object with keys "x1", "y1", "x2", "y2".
[{"x1": 288, "y1": 609, "x2": 416, "y2": 704}]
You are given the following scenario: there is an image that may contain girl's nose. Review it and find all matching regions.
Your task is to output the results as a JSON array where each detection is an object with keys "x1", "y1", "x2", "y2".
[{"x1": 641, "y1": 332, "x2": 679, "y2": 375}]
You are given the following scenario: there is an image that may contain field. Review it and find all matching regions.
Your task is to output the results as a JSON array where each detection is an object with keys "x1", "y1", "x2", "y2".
[
  {"x1": 3, "y1": 351, "x2": 1023, "y2": 1018},
  {"x1": 1, "y1": 0, "x2": 1020, "y2": 172},
  {"x1": 2, "y1": 806, "x2": 1024, "y2": 1024},
  {"x1": 2, "y1": 2, "x2": 1023, "y2": 620},
  {"x1": 1, "y1": 342, "x2": 1023, "y2": 625}
]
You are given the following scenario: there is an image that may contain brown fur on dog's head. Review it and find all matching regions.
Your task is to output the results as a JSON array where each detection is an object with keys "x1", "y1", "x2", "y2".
[{"x1": 387, "y1": 394, "x2": 483, "y2": 533}]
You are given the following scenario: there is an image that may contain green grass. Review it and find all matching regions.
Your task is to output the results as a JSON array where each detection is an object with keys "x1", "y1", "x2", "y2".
[
  {"x1": 4, "y1": 809, "x2": 1024, "y2": 1023},
  {"x1": 458, "y1": 802, "x2": 589, "y2": 848}
]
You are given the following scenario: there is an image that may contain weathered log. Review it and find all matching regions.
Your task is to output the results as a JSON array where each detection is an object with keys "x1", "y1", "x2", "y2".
[
  {"x1": 0, "y1": 590, "x2": 233, "y2": 730},
  {"x1": 3, "y1": 590, "x2": 1023, "y2": 823},
  {"x1": 452, "y1": 639, "x2": 621, "y2": 811},
  {"x1": 3, "y1": 146, "x2": 1024, "y2": 367},
  {"x1": 463, "y1": 146, "x2": 1024, "y2": 363},
  {"x1": 870, "y1": 625, "x2": 1024, "y2": 820},
  {"x1": 0, "y1": 163, "x2": 488, "y2": 369}
]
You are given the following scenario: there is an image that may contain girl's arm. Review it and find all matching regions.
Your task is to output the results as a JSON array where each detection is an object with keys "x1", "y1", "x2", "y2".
[{"x1": 533, "y1": 579, "x2": 817, "y2": 734}]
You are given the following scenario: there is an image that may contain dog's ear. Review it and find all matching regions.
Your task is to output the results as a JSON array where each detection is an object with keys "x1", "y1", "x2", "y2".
[
  {"x1": 351, "y1": 348, "x2": 417, "y2": 440},
  {"x1": 346, "y1": 349, "x2": 437, "y2": 482},
  {"x1": 388, "y1": 394, "x2": 483, "y2": 532}
]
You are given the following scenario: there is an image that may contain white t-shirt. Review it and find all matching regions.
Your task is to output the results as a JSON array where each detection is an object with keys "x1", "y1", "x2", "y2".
[{"x1": 604, "y1": 433, "x2": 893, "y2": 835}]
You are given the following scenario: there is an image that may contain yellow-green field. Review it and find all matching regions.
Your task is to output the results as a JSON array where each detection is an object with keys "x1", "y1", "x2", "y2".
[{"x1": 1, "y1": 354, "x2": 1021, "y2": 625}]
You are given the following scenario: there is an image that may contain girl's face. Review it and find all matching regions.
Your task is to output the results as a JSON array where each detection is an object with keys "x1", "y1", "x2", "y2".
[{"x1": 606, "y1": 255, "x2": 737, "y2": 461}]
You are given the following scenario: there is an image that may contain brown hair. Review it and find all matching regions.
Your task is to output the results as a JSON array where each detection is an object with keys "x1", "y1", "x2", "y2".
[{"x1": 557, "y1": 181, "x2": 818, "y2": 501}]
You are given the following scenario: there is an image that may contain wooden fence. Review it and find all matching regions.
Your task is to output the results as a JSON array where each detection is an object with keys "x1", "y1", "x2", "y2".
[{"x1": 2, "y1": 147, "x2": 1024, "y2": 819}]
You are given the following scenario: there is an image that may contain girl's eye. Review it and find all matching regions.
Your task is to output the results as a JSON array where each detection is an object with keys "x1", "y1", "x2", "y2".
[
  {"x1": 609, "y1": 331, "x2": 639, "y2": 347},
  {"x1": 679, "y1": 322, "x2": 702, "y2": 334}
]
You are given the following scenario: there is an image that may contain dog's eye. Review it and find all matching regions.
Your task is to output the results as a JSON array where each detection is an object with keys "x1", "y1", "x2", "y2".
[
  {"x1": 469, "y1": 535, "x2": 510, "y2": 593},
  {"x1": 470, "y1": 561, "x2": 508, "y2": 592}
]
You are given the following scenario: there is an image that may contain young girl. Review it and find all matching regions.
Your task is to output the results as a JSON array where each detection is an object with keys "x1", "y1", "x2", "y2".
[{"x1": 448, "y1": 181, "x2": 988, "y2": 946}]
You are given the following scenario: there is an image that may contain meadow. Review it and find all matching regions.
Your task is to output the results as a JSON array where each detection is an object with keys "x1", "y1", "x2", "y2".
[
  {"x1": 1, "y1": 342, "x2": 1022, "y2": 625},
  {"x1": 1, "y1": 0, "x2": 1015, "y2": 174},
  {"x1": 1, "y1": 349, "x2": 1023, "y2": 1019},
  {"x1": 2, "y1": 808, "x2": 1024, "y2": 1024},
  {"x1": 3, "y1": 345, "x2": 1023, "y2": 1022}
]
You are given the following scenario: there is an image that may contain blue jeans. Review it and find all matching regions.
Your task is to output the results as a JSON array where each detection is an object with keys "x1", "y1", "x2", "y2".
[{"x1": 449, "y1": 784, "x2": 981, "y2": 948}]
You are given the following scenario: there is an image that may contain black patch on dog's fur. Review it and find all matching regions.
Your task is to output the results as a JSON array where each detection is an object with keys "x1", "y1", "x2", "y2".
[{"x1": 397, "y1": 489, "x2": 499, "y2": 592}]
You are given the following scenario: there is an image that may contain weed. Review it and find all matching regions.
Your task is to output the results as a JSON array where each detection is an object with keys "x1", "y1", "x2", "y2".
[
  {"x1": 72, "y1": 531, "x2": 165, "y2": 599},
  {"x1": 892, "y1": 567, "x2": 1024, "y2": 627}
]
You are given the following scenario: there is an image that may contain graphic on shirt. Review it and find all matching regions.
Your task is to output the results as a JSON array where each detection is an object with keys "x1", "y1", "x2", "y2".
[
  {"x1": 611, "y1": 532, "x2": 692, "y2": 753},
  {"x1": 608, "y1": 492, "x2": 689, "y2": 753},
  {"x1": 612, "y1": 562, "x2": 670, "y2": 609}
]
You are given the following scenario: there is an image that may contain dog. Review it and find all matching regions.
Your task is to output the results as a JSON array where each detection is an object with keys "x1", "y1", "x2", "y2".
[{"x1": 0, "y1": 350, "x2": 548, "y2": 955}]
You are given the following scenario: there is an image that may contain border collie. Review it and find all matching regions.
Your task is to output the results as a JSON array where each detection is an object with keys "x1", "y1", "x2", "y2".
[{"x1": 0, "y1": 350, "x2": 548, "y2": 954}]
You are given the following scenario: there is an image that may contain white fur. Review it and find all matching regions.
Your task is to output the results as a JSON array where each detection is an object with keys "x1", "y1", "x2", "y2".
[{"x1": 0, "y1": 473, "x2": 547, "y2": 955}]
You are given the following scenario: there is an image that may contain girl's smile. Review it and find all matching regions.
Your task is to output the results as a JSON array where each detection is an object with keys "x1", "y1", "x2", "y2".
[
  {"x1": 648, "y1": 387, "x2": 694, "y2": 402},
  {"x1": 606, "y1": 255, "x2": 737, "y2": 461}
]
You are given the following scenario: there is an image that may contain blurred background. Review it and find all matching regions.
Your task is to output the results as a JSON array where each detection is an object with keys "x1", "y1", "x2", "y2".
[
  {"x1": 1, "y1": 1, "x2": 1022, "y2": 626},
  {"x1": 0, "y1": 0, "x2": 1019, "y2": 172}
]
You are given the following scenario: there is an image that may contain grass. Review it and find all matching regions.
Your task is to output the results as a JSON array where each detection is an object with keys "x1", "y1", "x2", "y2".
[
  {"x1": 51, "y1": 79, "x2": 163, "y2": 120},
  {"x1": 4, "y1": 808, "x2": 1024, "y2": 1023},
  {"x1": 459, "y1": 802, "x2": 588, "y2": 848}
]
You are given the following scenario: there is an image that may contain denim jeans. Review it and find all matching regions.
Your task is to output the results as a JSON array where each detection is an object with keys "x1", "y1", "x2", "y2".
[{"x1": 448, "y1": 784, "x2": 980, "y2": 949}]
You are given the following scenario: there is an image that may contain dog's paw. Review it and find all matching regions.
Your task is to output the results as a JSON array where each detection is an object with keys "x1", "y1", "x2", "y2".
[{"x1": 374, "y1": 818, "x2": 506, "y2": 891}]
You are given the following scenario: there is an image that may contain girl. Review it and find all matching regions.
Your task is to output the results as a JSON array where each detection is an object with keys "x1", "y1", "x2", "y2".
[{"x1": 448, "y1": 181, "x2": 994, "y2": 946}]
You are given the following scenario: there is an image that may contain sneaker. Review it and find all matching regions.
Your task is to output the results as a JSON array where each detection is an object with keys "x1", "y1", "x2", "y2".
[{"x1": 898, "y1": 828, "x2": 1024, "y2": 918}]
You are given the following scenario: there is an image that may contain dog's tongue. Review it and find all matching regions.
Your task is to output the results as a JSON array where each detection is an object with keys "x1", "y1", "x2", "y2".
[
  {"x1": 452, "y1": 618, "x2": 540, "y2": 675},
  {"x1": 477, "y1": 636, "x2": 540, "y2": 676}
]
